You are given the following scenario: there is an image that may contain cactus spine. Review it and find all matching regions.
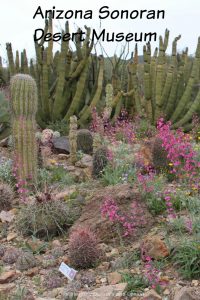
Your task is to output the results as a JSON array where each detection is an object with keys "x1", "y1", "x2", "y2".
[{"x1": 10, "y1": 74, "x2": 38, "y2": 187}]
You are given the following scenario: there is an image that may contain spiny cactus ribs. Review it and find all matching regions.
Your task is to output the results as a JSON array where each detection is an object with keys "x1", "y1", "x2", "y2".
[
  {"x1": 16, "y1": 251, "x2": 36, "y2": 271},
  {"x1": 10, "y1": 74, "x2": 38, "y2": 189},
  {"x1": 68, "y1": 227, "x2": 101, "y2": 269},
  {"x1": 77, "y1": 129, "x2": 93, "y2": 155}
]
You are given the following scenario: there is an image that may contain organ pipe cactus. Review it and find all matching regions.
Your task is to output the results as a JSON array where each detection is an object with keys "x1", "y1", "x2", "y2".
[{"x1": 10, "y1": 74, "x2": 38, "y2": 188}]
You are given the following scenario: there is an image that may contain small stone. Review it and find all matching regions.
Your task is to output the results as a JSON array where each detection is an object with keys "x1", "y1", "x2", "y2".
[
  {"x1": 0, "y1": 210, "x2": 15, "y2": 223},
  {"x1": 77, "y1": 283, "x2": 127, "y2": 300},
  {"x1": 142, "y1": 289, "x2": 162, "y2": 300},
  {"x1": 106, "y1": 248, "x2": 119, "y2": 258},
  {"x1": 53, "y1": 136, "x2": 70, "y2": 154},
  {"x1": 163, "y1": 289, "x2": 170, "y2": 295},
  {"x1": 75, "y1": 155, "x2": 93, "y2": 168},
  {"x1": 58, "y1": 154, "x2": 69, "y2": 160},
  {"x1": 107, "y1": 271, "x2": 122, "y2": 285},
  {"x1": 192, "y1": 280, "x2": 199, "y2": 287},
  {"x1": 0, "y1": 271, "x2": 19, "y2": 284},
  {"x1": 25, "y1": 267, "x2": 39, "y2": 277},
  {"x1": 6, "y1": 232, "x2": 17, "y2": 242},
  {"x1": 52, "y1": 240, "x2": 62, "y2": 248},
  {"x1": 100, "y1": 277, "x2": 107, "y2": 284},
  {"x1": 174, "y1": 287, "x2": 200, "y2": 300},
  {"x1": 0, "y1": 283, "x2": 15, "y2": 294},
  {"x1": 141, "y1": 236, "x2": 169, "y2": 260}
]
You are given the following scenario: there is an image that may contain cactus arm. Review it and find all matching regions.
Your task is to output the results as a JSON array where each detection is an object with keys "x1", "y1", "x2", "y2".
[{"x1": 6, "y1": 43, "x2": 16, "y2": 76}]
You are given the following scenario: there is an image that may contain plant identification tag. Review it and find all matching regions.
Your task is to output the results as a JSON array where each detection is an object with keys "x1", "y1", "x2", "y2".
[{"x1": 59, "y1": 262, "x2": 77, "y2": 281}]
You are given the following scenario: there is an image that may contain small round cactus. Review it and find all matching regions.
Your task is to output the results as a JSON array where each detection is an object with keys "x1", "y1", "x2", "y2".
[
  {"x1": 68, "y1": 227, "x2": 101, "y2": 269},
  {"x1": 77, "y1": 129, "x2": 93, "y2": 155},
  {"x1": 2, "y1": 247, "x2": 20, "y2": 264},
  {"x1": 43, "y1": 270, "x2": 63, "y2": 289},
  {"x1": 16, "y1": 251, "x2": 36, "y2": 271},
  {"x1": 42, "y1": 255, "x2": 57, "y2": 268},
  {"x1": 92, "y1": 146, "x2": 108, "y2": 178},
  {"x1": 51, "y1": 247, "x2": 64, "y2": 259},
  {"x1": 0, "y1": 183, "x2": 14, "y2": 211}
]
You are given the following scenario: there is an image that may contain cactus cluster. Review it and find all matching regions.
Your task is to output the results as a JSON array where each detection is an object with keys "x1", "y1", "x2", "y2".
[
  {"x1": 68, "y1": 227, "x2": 101, "y2": 269},
  {"x1": 43, "y1": 270, "x2": 63, "y2": 289},
  {"x1": 16, "y1": 251, "x2": 36, "y2": 271},
  {"x1": 0, "y1": 183, "x2": 14, "y2": 211},
  {"x1": 4, "y1": 23, "x2": 200, "y2": 131},
  {"x1": 10, "y1": 74, "x2": 38, "y2": 188}
]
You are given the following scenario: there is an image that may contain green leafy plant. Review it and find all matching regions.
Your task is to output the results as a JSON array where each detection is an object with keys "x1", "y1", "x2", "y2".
[
  {"x1": 173, "y1": 240, "x2": 200, "y2": 279},
  {"x1": 121, "y1": 272, "x2": 148, "y2": 296},
  {"x1": 21, "y1": 236, "x2": 48, "y2": 255}
]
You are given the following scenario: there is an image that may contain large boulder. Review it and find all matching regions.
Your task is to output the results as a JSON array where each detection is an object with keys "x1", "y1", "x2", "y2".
[{"x1": 52, "y1": 136, "x2": 70, "y2": 154}]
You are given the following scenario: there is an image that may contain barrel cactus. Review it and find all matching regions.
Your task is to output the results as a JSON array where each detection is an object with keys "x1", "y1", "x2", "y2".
[
  {"x1": 77, "y1": 129, "x2": 93, "y2": 155},
  {"x1": 10, "y1": 74, "x2": 38, "y2": 189},
  {"x1": 0, "y1": 182, "x2": 14, "y2": 211},
  {"x1": 92, "y1": 146, "x2": 108, "y2": 178},
  {"x1": 152, "y1": 138, "x2": 169, "y2": 171}
]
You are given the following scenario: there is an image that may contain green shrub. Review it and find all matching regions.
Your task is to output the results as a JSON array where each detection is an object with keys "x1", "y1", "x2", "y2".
[{"x1": 173, "y1": 240, "x2": 200, "y2": 279}]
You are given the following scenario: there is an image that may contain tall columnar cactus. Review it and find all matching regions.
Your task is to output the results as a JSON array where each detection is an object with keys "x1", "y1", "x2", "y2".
[
  {"x1": 10, "y1": 74, "x2": 38, "y2": 188},
  {"x1": 69, "y1": 115, "x2": 78, "y2": 164}
]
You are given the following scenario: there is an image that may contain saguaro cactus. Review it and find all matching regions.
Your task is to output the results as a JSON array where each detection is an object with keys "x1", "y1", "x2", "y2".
[{"x1": 10, "y1": 74, "x2": 38, "y2": 188}]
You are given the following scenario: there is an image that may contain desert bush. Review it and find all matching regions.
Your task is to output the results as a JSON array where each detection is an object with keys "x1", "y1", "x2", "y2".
[
  {"x1": 68, "y1": 227, "x2": 101, "y2": 269},
  {"x1": 16, "y1": 193, "x2": 82, "y2": 239}
]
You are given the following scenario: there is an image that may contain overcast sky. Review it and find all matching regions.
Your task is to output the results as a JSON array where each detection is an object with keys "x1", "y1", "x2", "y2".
[{"x1": 0, "y1": 0, "x2": 199, "y2": 63}]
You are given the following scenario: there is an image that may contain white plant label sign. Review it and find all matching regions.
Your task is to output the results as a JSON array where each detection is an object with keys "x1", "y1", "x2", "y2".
[{"x1": 59, "y1": 262, "x2": 77, "y2": 281}]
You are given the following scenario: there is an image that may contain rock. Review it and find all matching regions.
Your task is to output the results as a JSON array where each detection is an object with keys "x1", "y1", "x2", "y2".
[
  {"x1": 58, "y1": 154, "x2": 69, "y2": 160},
  {"x1": 27, "y1": 238, "x2": 45, "y2": 253},
  {"x1": 106, "y1": 248, "x2": 120, "y2": 258},
  {"x1": 0, "y1": 283, "x2": 15, "y2": 295},
  {"x1": 54, "y1": 186, "x2": 77, "y2": 201},
  {"x1": 77, "y1": 283, "x2": 127, "y2": 300},
  {"x1": 174, "y1": 287, "x2": 200, "y2": 300},
  {"x1": 107, "y1": 271, "x2": 122, "y2": 284},
  {"x1": 142, "y1": 289, "x2": 162, "y2": 300},
  {"x1": 0, "y1": 210, "x2": 15, "y2": 223},
  {"x1": 75, "y1": 155, "x2": 93, "y2": 168},
  {"x1": 6, "y1": 232, "x2": 17, "y2": 241},
  {"x1": 70, "y1": 184, "x2": 153, "y2": 243},
  {"x1": 53, "y1": 136, "x2": 70, "y2": 154},
  {"x1": 192, "y1": 280, "x2": 199, "y2": 287},
  {"x1": 0, "y1": 271, "x2": 19, "y2": 284},
  {"x1": 0, "y1": 137, "x2": 9, "y2": 147},
  {"x1": 141, "y1": 236, "x2": 170, "y2": 260},
  {"x1": 52, "y1": 239, "x2": 62, "y2": 248},
  {"x1": 25, "y1": 267, "x2": 39, "y2": 277}
]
